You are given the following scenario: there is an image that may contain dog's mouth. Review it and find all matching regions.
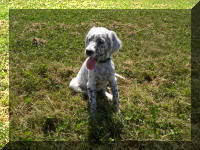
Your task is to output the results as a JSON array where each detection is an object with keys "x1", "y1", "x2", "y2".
[{"x1": 86, "y1": 57, "x2": 97, "y2": 70}]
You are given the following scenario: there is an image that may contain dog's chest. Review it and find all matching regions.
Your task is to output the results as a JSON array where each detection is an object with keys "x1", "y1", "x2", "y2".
[
  {"x1": 95, "y1": 70, "x2": 111, "y2": 81},
  {"x1": 94, "y1": 63, "x2": 114, "y2": 82}
]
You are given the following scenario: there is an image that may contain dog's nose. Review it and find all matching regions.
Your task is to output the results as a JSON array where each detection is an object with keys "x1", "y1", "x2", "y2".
[{"x1": 86, "y1": 50, "x2": 94, "y2": 56}]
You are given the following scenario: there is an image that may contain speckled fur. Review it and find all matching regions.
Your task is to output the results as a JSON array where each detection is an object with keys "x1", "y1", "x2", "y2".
[{"x1": 69, "y1": 27, "x2": 122, "y2": 114}]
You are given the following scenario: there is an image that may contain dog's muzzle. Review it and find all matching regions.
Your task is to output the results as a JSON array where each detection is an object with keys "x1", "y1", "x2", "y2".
[{"x1": 86, "y1": 43, "x2": 96, "y2": 57}]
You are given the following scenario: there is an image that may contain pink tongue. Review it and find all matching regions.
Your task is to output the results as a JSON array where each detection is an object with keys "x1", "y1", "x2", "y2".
[{"x1": 86, "y1": 57, "x2": 96, "y2": 70}]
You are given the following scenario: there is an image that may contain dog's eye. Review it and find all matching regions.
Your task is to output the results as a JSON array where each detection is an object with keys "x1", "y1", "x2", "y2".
[
  {"x1": 88, "y1": 38, "x2": 91, "y2": 42},
  {"x1": 98, "y1": 40, "x2": 104, "y2": 45}
]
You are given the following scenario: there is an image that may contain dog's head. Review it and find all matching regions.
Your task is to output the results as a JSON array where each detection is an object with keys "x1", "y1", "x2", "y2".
[{"x1": 85, "y1": 27, "x2": 122, "y2": 62}]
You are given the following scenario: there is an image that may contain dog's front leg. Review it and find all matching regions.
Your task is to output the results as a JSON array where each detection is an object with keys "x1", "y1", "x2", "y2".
[
  {"x1": 109, "y1": 76, "x2": 120, "y2": 113},
  {"x1": 87, "y1": 71, "x2": 96, "y2": 114}
]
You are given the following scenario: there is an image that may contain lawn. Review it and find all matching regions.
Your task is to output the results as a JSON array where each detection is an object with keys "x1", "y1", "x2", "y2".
[
  {"x1": 0, "y1": 19, "x2": 9, "y2": 148},
  {"x1": 0, "y1": 0, "x2": 198, "y2": 149},
  {"x1": 9, "y1": 9, "x2": 191, "y2": 143},
  {"x1": 7, "y1": 0, "x2": 199, "y2": 9}
]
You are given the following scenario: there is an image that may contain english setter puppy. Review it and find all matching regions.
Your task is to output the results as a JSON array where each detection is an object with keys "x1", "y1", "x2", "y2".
[{"x1": 69, "y1": 27, "x2": 122, "y2": 114}]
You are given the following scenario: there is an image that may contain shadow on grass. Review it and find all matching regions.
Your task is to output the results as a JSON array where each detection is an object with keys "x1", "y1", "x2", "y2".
[{"x1": 86, "y1": 93, "x2": 124, "y2": 145}]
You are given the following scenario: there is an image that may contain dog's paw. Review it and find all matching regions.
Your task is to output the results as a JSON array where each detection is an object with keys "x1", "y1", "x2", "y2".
[
  {"x1": 116, "y1": 107, "x2": 121, "y2": 113},
  {"x1": 113, "y1": 103, "x2": 121, "y2": 113}
]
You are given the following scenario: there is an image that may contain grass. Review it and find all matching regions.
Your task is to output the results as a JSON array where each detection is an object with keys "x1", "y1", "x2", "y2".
[
  {"x1": 0, "y1": 19, "x2": 9, "y2": 148},
  {"x1": 8, "y1": 9, "x2": 191, "y2": 144},
  {"x1": 7, "y1": 0, "x2": 199, "y2": 9},
  {"x1": 0, "y1": 0, "x2": 197, "y2": 149}
]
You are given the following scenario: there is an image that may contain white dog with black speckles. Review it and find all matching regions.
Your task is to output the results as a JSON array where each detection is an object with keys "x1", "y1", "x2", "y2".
[{"x1": 69, "y1": 27, "x2": 123, "y2": 114}]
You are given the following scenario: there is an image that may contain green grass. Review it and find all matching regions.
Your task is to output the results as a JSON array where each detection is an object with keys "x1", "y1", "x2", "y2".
[
  {"x1": 8, "y1": 9, "x2": 191, "y2": 143},
  {"x1": 0, "y1": 1, "x2": 199, "y2": 20},
  {"x1": 0, "y1": 19, "x2": 9, "y2": 148},
  {"x1": 0, "y1": 0, "x2": 198, "y2": 149},
  {"x1": 7, "y1": 0, "x2": 199, "y2": 9}
]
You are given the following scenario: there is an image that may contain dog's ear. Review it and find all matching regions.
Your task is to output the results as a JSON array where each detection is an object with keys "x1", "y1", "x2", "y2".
[{"x1": 110, "y1": 31, "x2": 122, "y2": 53}]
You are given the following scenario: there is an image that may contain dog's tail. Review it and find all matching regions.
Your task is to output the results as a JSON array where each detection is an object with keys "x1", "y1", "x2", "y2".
[{"x1": 115, "y1": 73, "x2": 126, "y2": 80}]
